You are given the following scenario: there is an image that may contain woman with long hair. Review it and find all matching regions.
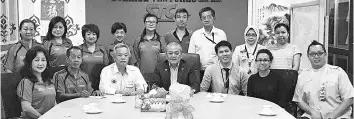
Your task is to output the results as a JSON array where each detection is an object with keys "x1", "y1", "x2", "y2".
[
  {"x1": 17, "y1": 46, "x2": 56, "y2": 119},
  {"x1": 132, "y1": 13, "x2": 166, "y2": 81},
  {"x1": 4, "y1": 19, "x2": 43, "y2": 73},
  {"x1": 43, "y1": 16, "x2": 73, "y2": 76}
]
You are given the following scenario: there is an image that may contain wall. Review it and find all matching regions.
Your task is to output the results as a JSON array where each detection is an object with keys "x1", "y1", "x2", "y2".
[{"x1": 85, "y1": 0, "x2": 248, "y2": 48}]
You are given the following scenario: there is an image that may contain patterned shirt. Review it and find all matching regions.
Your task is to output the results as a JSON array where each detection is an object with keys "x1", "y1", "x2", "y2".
[
  {"x1": 43, "y1": 38, "x2": 73, "y2": 67},
  {"x1": 17, "y1": 78, "x2": 56, "y2": 118},
  {"x1": 4, "y1": 40, "x2": 43, "y2": 72}
]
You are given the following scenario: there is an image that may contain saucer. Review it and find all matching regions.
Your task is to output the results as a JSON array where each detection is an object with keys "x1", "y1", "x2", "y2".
[
  {"x1": 209, "y1": 98, "x2": 225, "y2": 103},
  {"x1": 112, "y1": 99, "x2": 126, "y2": 103},
  {"x1": 258, "y1": 110, "x2": 276, "y2": 116},
  {"x1": 84, "y1": 109, "x2": 102, "y2": 114}
]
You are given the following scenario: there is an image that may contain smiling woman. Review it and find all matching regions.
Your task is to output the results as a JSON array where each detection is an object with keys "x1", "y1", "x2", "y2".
[
  {"x1": 133, "y1": 13, "x2": 167, "y2": 82},
  {"x1": 43, "y1": 16, "x2": 73, "y2": 77},
  {"x1": 17, "y1": 46, "x2": 56, "y2": 119}
]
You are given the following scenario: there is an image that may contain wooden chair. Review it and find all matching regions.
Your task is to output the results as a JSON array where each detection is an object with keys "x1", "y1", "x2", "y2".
[{"x1": 1, "y1": 72, "x2": 22, "y2": 118}]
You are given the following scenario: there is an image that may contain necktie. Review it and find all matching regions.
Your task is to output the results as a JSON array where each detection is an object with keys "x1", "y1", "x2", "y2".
[{"x1": 223, "y1": 68, "x2": 230, "y2": 88}]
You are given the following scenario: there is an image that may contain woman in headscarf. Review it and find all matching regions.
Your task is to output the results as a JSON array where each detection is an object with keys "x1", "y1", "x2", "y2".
[{"x1": 232, "y1": 26, "x2": 265, "y2": 75}]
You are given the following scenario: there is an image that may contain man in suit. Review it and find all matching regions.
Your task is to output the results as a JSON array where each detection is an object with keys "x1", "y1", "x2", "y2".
[{"x1": 154, "y1": 42, "x2": 199, "y2": 93}]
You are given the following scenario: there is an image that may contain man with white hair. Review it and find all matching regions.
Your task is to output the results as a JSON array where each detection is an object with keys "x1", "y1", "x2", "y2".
[
  {"x1": 99, "y1": 44, "x2": 147, "y2": 95},
  {"x1": 154, "y1": 42, "x2": 199, "y2": 93}
]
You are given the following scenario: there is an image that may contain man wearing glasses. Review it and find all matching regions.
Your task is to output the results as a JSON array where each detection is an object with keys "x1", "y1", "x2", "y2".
[
  {"x1": 188, "y1": 7, "x2": 227, "y2": 79},
  {"x1": 200, "y1": 41, "x2": 248, "y2": 95},
  {"x1": 293, "y1": 40, "x2": 354, "y2": 119}
]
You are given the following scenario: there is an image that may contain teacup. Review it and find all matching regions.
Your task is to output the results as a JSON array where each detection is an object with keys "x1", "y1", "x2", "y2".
[{"x1": 261, "y1": 105, "x2": 273, "y2": 113}]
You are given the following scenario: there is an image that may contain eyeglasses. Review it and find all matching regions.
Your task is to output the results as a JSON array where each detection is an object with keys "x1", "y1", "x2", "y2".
[
  {"x1": 255, "y1": 59, "x2": 270, "y2": 63},
  {"x1": 145, "y1": 21, "x2": 157, "y2": 24},
  {"x1": 308, "y1": 52, "x2": 325, "y2": 57},
  {"x1": 246, "y1": 33, "x2": 257, "y2": 37},
  {"x1": 201, "y1": 15, "x2": 213, "y2": 20}
]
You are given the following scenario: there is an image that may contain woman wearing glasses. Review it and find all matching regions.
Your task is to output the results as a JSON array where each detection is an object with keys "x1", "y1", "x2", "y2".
[
  {"x1": 247, "y1": 49, "x2": 286, "y2": 108},
  {"x1": 268, "y1": 23, "x2": 301, "y2": 114},
  {"x1": 132, "y1": 13, "x2": 166, "y2": 81},
  {"x1": 232, "y1": 26, "x2": 264, "y2": 75}
]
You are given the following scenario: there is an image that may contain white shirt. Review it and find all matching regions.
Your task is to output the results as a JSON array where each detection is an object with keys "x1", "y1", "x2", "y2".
[
  {"x1": 99, "y1": 64, "x2": 147, "y2": 94},
  {"x1": 169, "y1": 63, "x2": 179, "y2": 85},
  {"x1": 188, "y1": 26, "x2": 227, "y2": 70},
  {"x1": 293, "y1": 64, "x2": 354, "y2": 118}
]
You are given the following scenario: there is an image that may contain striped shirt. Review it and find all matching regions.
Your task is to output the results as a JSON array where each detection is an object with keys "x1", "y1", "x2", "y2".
[{"x1": 269, "y1": 44, "x2": 301, "y2": 69}]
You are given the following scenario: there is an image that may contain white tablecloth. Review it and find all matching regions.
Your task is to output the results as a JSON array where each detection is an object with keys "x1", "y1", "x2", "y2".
[{"x1": 39, "y1": 92, "x2": 295, "y2": 119}]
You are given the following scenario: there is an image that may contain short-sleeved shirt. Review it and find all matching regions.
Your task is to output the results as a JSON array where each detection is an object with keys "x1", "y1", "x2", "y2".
[
  {"x1": 4, "y1": 40, "x2": 43, "y2": 72},
  {"x1": 80, "y1": 44, "x2": 109, "y2": 81},
  {"x1": 188, "y1": 26, "x2": 227, "y2": 70},
  {"x1": 106, "y1": 40, "x2": 137, "y2": 65},
  {"x1": 200, "y1": 62, "x2": 249, "y2": 95},
  {"x1": 53, "y1": 68, "x2": 93, "y2": 101},
  {"x1": 17, "y1": 78, "x2": 56, "y2": 118},
  {"x1": 44, "y1": 38, "x2": 73, "y2": 67},
  {"x1": 99, "y1": 64, "x2": 147, "y2": 94},
  {"x1": 268, "y1": 44, "x2": 301, "y2": 69},
  {"x1": 132, "y1": 34, "x2": 166, "y2": 74},
  {"x1": 292, "y1": 64, "x2": 354, "y2": 118},
  {"x1": 232, "y1": 44, "x2": 265, "y2": 75},
  {"x1": 164, "y1": 29, "x2": 192, "y2": 53}
]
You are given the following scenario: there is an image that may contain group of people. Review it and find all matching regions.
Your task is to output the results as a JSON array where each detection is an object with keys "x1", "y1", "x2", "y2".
[{"x1": 3, "y1": 6, "x2": 353, "y2": 119}]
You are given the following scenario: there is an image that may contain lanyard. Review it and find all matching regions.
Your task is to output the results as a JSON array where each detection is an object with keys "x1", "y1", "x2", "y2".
[
  {"x1": 204, "y1": 33, "x2": 216, "y2": 44},
  {"x1": 219, "y1": 62, "x2": 233, "y2": 93},
  {"x1": 244, "y1": 44, "x2": 258, "y2": 59}
]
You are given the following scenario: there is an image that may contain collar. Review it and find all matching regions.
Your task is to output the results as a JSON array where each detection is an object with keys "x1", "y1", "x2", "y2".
[
  {"x1": 111, "y1": 63, "x2": 135, "y2": 74},
  {"x1": 51, "y1": 38, "x2": 72, "y2": 46},
  {"x1": 81, "y1": 43, "x2": 101, "y2": 53},
  {"x1": 19, "y1": 39, "x2": 40, "y2": 50},
  {"x1": 219, "y1": 61, "x2": 232, "y2": 69},
  {"x1": 112, "y1": 40, "x2": 126, "y2": 45},
  {"x1": 169, "y1": 62, "x2": 180, "y2": 70},
  {"x1": 201, "y1": 26, "x2": 216, "y2": 35},
  {"x1": 312, "y1": 64, "x2": 327, "y2": 72},
  {"x1": 172, "y1": 28, "x2": 190, "y2": 39},
  {"x1": 65, "y1": 67, "x2": 83, "y2": 78}
]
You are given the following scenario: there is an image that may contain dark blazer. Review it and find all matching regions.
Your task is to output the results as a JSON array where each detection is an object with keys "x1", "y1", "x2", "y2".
[{"x1": 154, "y1": 59, "x2": 200, "y2": 92}]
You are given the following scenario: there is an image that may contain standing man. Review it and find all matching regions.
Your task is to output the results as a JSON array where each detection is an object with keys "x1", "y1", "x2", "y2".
[
  {"x1": 188, "y1": 7, "x2": 227, "y2": 78},
  {"x1": 164, "y1": 8, "x2": 193, "y2": 53},
  {"x1": 154, "y1": 42, "x2": 199, "y2": 93},
  {"x1": 53, "y1": 46, "x2": 102, "y2": 103},
  {"x1": 200, "y1": 41, "x2": 248, "y2": 95},
  {"x1": 293, "y1": 40, "x2": 354, "y2": 119}
]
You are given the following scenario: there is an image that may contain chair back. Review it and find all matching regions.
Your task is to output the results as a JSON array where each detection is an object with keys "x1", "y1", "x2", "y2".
[
  {"x1": 1, "y1": 72, "x2": 22, "y2": 118},
  {"x1": 271, "y1": 69, "x2": 298, "y2": 117}
]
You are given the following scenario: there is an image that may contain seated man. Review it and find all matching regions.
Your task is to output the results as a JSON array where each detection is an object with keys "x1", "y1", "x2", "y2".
[
  {"x1": 99, "y1": 44, "x2": 146, "y2": 95},
  {"x1": 293, "y1": 40, "x2": 354, "y2": 119},
  {"x1": 154, "y1": 42, "x2": 199, "y2": 93},
  {"x1": 53, "y1": 46, "x2": 101, "y2": 103},
  {"x1": 200, "y1": 41, "x2": 249, "y2": 95}
]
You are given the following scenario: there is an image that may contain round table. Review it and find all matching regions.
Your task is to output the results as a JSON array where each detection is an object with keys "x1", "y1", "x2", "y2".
[{"x1": 39, "y1": 92, "x2": 295, "y2": 119}]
